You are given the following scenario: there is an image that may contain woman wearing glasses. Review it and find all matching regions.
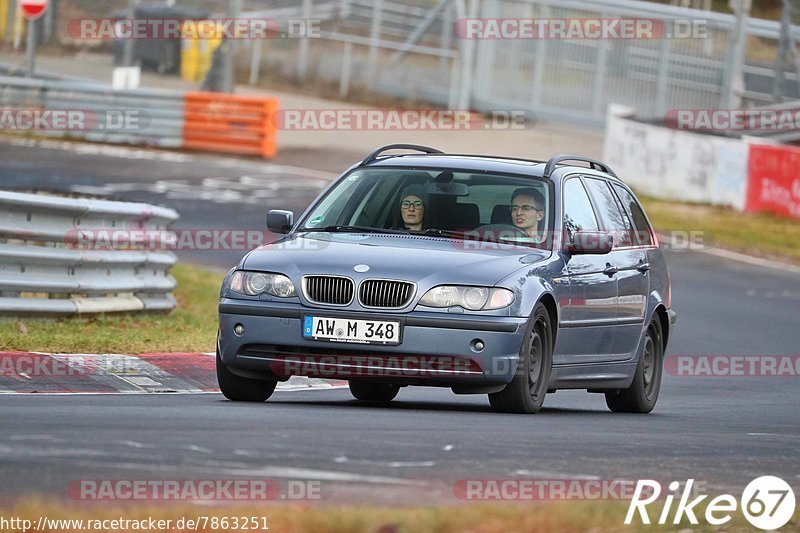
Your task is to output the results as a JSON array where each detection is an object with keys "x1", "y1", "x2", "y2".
[
  {"x1": 398, "y1": 184, "x2": 432, "y2": 232},
  {"x1": 510, "y1": 187, "x2": 546, "y2": 242}
]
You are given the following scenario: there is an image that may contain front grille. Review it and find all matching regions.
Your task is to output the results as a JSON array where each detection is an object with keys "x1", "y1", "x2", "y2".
[
  {"x1": 303, "y1": 276, "x2": 354, "y2": 305},
  {"x1": 359, "y1": 279, "x2": 415, "y2": 308}
]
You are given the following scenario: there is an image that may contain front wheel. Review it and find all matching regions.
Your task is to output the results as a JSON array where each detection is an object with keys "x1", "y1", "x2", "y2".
[
  {"x1": 216, "y1": 350, "x2": 277, "y2": 402},
  {"x1": 489, "y1": 303, "x2": 553, "y2": 414},
  {"x1": 349, "y1": 381, "x2": 400, "y2": 403},
  {"x1": 605, "y1": 317, "x2": 664, "y2": 413}
]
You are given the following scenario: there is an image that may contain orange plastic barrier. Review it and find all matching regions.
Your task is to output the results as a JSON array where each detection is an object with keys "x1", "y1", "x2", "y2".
[{"x1": 183, "y1": 92, "x2": 279, "y2": 159}]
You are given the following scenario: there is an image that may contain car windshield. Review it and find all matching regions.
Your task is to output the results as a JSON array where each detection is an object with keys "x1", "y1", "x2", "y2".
[{"x1": 298, "y1": 167, "x2": 553, "y2": 249}]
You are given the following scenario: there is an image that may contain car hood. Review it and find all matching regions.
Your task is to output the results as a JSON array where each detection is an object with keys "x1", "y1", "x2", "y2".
[{"x1": 242, "y1": 232, "x2": 550, "y2": 287}]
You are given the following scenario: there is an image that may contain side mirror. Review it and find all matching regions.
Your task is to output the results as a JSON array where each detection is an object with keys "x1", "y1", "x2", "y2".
[
  {"x1": 566, "y1": 231, "x2": 614, "y2": 255},
  {"x1": 267, "y1": 210, "x2": 294, "y2": 234}
]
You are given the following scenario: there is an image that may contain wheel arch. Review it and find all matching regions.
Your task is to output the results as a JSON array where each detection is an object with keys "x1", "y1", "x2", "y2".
[
  {"x1": 653, "y1": 304, "x2": 669, "y2": 351},
  {"x1": 537, "y1": 292, "x2": 559, "y2": 344}
]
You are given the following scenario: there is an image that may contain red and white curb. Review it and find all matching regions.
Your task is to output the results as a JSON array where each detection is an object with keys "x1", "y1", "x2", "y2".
[{"x1": 0, "y1": 352, "x2": 347, "y2": 394}]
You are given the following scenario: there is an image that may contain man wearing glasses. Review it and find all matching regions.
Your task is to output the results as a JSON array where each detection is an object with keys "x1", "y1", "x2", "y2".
[{"x1": 510, "y1": 187, "x2": 546, "y2": 242}]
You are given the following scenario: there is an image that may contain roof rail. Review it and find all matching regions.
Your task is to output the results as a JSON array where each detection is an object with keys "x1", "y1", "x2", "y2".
[
  {"x1": 542, "y1": 154, "x2": 617, "y2": 178},
  {"x1": 360, "y1": 144, "x2": 443, "y2": 166}
]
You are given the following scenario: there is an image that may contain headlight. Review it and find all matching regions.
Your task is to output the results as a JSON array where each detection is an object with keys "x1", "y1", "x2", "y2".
[
  {"x1": 228, "y1": 270, "x2": 296, "y2": 298},
  {"x1": 419, "y1": 286, "x2": 514, "y2": 311}
]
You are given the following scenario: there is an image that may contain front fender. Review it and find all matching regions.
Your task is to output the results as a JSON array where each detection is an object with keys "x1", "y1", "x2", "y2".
[{"x1": 497, "y1": 256, "x2": 567, "y2": 321}]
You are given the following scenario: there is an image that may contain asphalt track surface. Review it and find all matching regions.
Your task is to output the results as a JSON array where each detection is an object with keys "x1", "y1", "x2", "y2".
[{"x1": 1, "y1": 138, "x2": 799, "y2": 504}]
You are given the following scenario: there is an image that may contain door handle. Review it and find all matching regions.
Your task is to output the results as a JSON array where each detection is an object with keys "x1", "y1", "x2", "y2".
[
  {"x1": 603, "y1": 264, "x2": 618, "y2": 277},
  {"x1": 637, "y1": 261, "x2": 651, "y2": 273}
]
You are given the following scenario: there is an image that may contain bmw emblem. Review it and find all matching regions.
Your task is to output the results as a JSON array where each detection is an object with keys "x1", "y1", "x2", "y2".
[{"x1": 354, "y1": 264, "x2": 370, "y2": 273}]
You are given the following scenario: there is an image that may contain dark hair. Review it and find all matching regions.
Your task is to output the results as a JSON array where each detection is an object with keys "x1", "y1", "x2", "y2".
[
  {"x1": 511, "y1": 187, "x2": 545, "y2": 209},
  {"x1": 399, "y1": 184, "x2": 429, "y2": 205}
]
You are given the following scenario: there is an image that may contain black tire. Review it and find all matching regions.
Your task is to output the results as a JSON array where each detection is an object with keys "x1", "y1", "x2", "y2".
[
  {"x1": 605, "y1": 317, "x2": 664, "y2": 413},
  {"x1": 488, "y1": 303, "x2": 553, "y2": 414},
  {"x1": 216, "y1": 350, "x2": 277, "y2": 402},
  {"x1": 349, "y1": 381, "x2": 400, "y2": 403}
]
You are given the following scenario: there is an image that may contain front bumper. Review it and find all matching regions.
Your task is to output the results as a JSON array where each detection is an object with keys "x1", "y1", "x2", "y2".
[{"x1": 218, "y1": 299, "x2": 528, "y2": 386}]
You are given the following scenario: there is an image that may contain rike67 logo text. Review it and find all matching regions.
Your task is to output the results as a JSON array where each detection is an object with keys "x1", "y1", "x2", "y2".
[{"x1": 626, "y1": 476, "x2": 796, "y2": 530}]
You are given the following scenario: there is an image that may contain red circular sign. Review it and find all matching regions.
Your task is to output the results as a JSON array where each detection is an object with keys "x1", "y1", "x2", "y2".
[{"x1": 20, "y1": 0, "x2": 49, "y2": 20}]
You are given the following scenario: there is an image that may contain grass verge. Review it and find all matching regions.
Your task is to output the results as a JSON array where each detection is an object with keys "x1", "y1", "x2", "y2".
[
  {"x1": 0, "y1": 264, "x2": 223, "y2": 354},
  {"x1": 641, "y1": 197, "x2": 800, "y2": 264}
]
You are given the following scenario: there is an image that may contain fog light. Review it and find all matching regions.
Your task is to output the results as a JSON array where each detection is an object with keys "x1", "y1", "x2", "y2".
[
  {"x1": 234, "y1": 324, "x2": 245, "y2": 336},
  {"x1": 471, "y1": 339, "x2": 485, "y2": 352}
]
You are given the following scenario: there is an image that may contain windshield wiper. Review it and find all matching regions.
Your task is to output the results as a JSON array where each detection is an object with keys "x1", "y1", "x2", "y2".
[
  {"x1": 420, "y1": 228, "x2": 467, "y2": 239},
  {"x1": 299, "y1": 225, "x2": 407, "y2": 235},
  {"x1": 421, "y1": 228, "x2": 519, "y2": 245}
]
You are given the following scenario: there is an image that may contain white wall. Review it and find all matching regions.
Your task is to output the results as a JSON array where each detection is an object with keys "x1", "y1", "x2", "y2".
[{"x1": 603, "y1": 104, "x2": 749, "y2": 211}]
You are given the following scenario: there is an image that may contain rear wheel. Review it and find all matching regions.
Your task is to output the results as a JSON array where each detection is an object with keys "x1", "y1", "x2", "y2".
[
  {"x1": 489, "y1": 303, "x2": 553, "y2": 414},
  {"x1": 216, "y1": 350, "x2": 277, "y2": 402},
  {"x1": 349, "y1": 381, "x2": 400, "y2": 403},
  {"x1": 605, "y1": 317, "x2": 664, "y2": 413}
]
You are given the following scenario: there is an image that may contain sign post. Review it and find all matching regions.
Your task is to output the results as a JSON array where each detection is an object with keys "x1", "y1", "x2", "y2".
[{"x1": 20, "y1": 0, "x2": 48, "y2": 77}]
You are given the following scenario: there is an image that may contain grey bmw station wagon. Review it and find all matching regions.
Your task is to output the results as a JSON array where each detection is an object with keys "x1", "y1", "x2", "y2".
[{"x1": 217, "y1": 145, "x2": 676, "y2": 414}]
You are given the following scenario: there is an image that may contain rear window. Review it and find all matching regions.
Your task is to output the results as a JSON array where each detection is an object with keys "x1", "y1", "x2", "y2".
[
  {"x1": 582, "y1": 177, "x2": 634, "y2": 247},
  {"x1": 612, "y1": 184, "x2": 654, "y2": 246}
]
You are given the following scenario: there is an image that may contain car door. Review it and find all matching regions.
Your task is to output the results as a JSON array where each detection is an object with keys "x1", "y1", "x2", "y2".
[
  {"x1": 583, "y1": 178, "x2": 649, "y2": 360},
  {"x1": 558, "y1": 176, "x2": 618, "y2": 364},
  {"x1": 611, "y1": 183, "x2": 658, "y2": 356}
]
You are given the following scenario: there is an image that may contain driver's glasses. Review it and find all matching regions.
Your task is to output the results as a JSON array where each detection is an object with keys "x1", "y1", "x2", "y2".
[
  {"x1": 401, "y1": 201, "x2": 424, "y2": 209},
  {"x1": 510, "y1": 205, "x2": 542, "y2": 213}
]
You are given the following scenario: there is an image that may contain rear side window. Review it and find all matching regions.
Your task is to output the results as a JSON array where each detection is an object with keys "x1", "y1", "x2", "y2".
[
  {"x1": 612, "y1": 184, "x2": 654, "y2": 246},
  {"x1": 582, "y1": 178, "x2": 634, "y2": 247},
  {"x1": 562, "y1": 178, "x2": 599, "y2": 237}
]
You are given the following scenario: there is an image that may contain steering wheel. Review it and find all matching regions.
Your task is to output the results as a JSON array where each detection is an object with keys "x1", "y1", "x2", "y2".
[{"x1": 473, "y1": 224, "x2": 528, "y2": 239}]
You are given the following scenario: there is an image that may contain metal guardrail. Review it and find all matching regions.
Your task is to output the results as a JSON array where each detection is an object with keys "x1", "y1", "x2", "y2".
[
  {"x1": 0, "y1": 75, "x2": 186, "y2": 148},
  {"x1": 0, "y1": 75, "x2": 281, "y2": 157},
  {"x1": 0, "y1": 191, "x2": 179, "y2": 315}
]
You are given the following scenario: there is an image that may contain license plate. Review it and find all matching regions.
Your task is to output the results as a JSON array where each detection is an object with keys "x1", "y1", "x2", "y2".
[{"x1": 303, "y1": 316, "x2": 401, "y2": 345}]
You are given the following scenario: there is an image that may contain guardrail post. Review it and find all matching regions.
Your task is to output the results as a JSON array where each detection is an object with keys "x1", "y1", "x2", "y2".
[
  {"x1": 339, "y1": 40, "x2": 353, "y2": 98},
  {"x1": 367, "y1": 0, "x2": 383, "y2": 88},
  {"x1": 249, "y1": 38, "x2": 262, "y2": 86},
  {"x1": 722, "y1": 0, "x2": 752, "y2": 109},
  {"x1": 655, "y1": 33, "x2": 672, "y2": 117},
  {"x1": 456, "y1": 0, "x2": 479, "y2": 109},
  {"x1": 297, "y1": 0, "x2": 312, "y2": 78}
]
